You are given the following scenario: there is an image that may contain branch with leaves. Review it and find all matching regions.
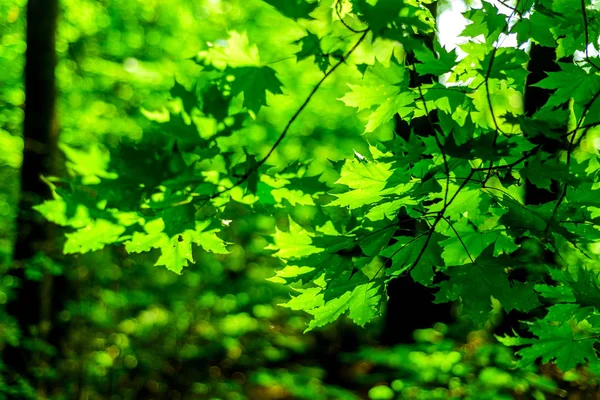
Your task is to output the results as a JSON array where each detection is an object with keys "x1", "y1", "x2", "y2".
[{"x1": 33, "y1": 0, "x2": 600, "y2": 373}]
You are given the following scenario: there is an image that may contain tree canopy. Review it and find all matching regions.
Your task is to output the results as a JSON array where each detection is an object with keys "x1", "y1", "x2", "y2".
[{"x1": 4, "y1": 0, "x2": 600, "y2": 398}]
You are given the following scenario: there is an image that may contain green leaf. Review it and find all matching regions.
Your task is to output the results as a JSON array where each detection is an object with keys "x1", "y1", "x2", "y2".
[
  {"x1": 305, "y1": 279, "x2": 383, "y2": 331},
  {"x1": 436, "y1": 253, "x2": 540, "y2": 326},
  {"x1": 330, "y1": 158, "x2": 394, "y2": 208},
  {"x1": 380, "y1": 234, "x2": 443, "y2": 284},
  {"x1": 155, "y1": 234, "x2": 194, "y2": 274},
  {"x1": 229, "y1": 66, "x2": 283, "y2": 114},
  {"x1": 439, "y1": 219, "x2": 501, "y2": 266},
  {"x1": 533, "y1": 63, "x2": 600, "y2": 109},
  {"x1": 34, "y1": 198, "x2": 90, "y2": 228},
  {"x1": 281, "y1": 287, "x2": 324, "y2": 311},
  {"x1": 64, "y1": 219, "x2": 126, "y2": 254},
  {"x1": 295, "y1": 32, "x2": 329, "y2": 73},
  {"x1": 520, "y1": 154, "x2": 570, "y2": 191},
  {"x1": 528, "y1": 11, "x2": 556, "y2": 47},
  {"x1": 461, "y1": 2, "x2": 506, "y2": 44},
  {"x1": 266, "y1": 218, "x2": 323, "y2": 259},
  {"x1": 262, "y1": 0, "x2": 317, "y2": 20},
  {"x1": 413, "y1": 45, "x2": 457, "y2": 76},
  {"x1": 350, "y1": 0, "x2": 404, "y2": 36},
  {"x1": 339, "y1": 61, "x2": 406, "y2": 109},
  {"x1": 190, "y1": 220, "x2": 230, "y2": 254},
  {"x1": 347, "y1": 281, "x2": 383, "y2": 326},
  {"x1": 170, "y1": 81, "x2": 198, "y2": 114},
  {"x1": 499, "y1": 321, "x2": 598, "y2": 371},
  {"x1": 359, "y1": 223, "x2": 395, "y2": 257},
  {"x1": 338, "y1": 61, "x2": 415, "y2": 132},
  {"x1": 365, "y1": 91, "x2": 415, "y2": 133},
  {"x1": 124, "y1": 218, "x2": 228, "y2": 274}
]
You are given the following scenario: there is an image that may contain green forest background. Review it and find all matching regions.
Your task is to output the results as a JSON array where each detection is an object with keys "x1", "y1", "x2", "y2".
[{"x1": 1, "y1": 0, "x2": 600, "y2": 399}]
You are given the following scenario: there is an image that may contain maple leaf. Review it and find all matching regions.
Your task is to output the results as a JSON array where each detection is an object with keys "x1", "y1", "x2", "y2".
[
  {"x1": 155, "y1": 234, "x2": 194, "y2": 274},
  {"x1": 498, "y1": 321, "x2": 599, "y2": 371},
  {"x1": 339, "y1": 61, "x2": 406, "y2": 110},
  {"x1": 35, "y1": 0, "x2": 600, "y2": 375},
  {"x1": 520, "y1": 153, "x2": 570, "y2": 191},
  {"x1": 170, "y1": 81, "x2": 198, "y2": 115},
  {"x1": 438, "y1": 219, "x2": 502, "y2": 266},
  {"x1": 64, "y1": 219, "x2": 126, "y2": 254},
  {"x1": 413, "y1": 45, "x2": 457, "y2": 76},
  {"x1": 262, "y1": 0, "x2": 317, "y2": 20},
  {"x1": 295, "y1": 32, "x2": 329, "y2": 73},
  {"x1": 124, "y1": 216, "x2": 228, "y2": 274},
  {"x1": 533, "y1": 63, "x2": 600, "y2": 109},
  {"x1": 436, "y1": 251, "x2": 540, "y2": 326},
  {"x1": 329, "y1": 157, "x2": 394, "y2": 209},
  {"x1": 350, "y1": 0, "x2": 402, "y2": 35},
  {"x1": 460, "y1": 2, "x2": 506, "y2": 44},
  {"x1": 365, "y1": 92, "x2": 416, "y2": 132},
  {"x1": 305, "y1": 278, "x2": 383, "y2": 331},
  {"x1": 228, "y1": 66, "x2": 283, "y2": 114},
  {"x1": 380, "y1": 234, "x2": 444, "y2": 284},
  {"x1": 266, "y1": 218, "x2": 323, "y2": 259},
  {"x1": 339, "y1": 61, "x2": 414, "y2": 132}
]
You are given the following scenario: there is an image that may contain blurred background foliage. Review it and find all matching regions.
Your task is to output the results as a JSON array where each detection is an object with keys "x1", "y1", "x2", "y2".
[{"x1": 0, "y1": 0, "x2": 599, "y2": 399}]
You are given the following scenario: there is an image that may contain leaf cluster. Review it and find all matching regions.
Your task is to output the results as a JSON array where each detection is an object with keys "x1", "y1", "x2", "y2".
[{"x1": 34, "y1": 0, "x2": 600, "y2": 373}]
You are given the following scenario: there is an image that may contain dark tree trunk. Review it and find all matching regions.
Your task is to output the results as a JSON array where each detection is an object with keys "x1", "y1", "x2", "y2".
[
  {"x1": 523, "y1": 44, "x2": 565, "y2": 205},
  {"x1": 494, "y1": 44, "x2": 565, "y2": 337},
  {"x1": 381, "y1": 2, "x2": 453, "y2": 345},
  {"x1": 4, "y1": 0, "x2": 62, "y2": 394}
]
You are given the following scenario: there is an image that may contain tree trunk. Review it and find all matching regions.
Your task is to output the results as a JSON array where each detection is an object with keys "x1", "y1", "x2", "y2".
[
  {"x1": 493, "y1": 44, "x2": 565, "y2": 337},
  {"x1": 523, "y1": 44, "x2": 565, "y2": 204},
  {"x1": 5, "y1": 0, "x2": 61, "y2": 394},
  {"x1": 381, "y1": 1, "x2": 454, "y2": 344}
]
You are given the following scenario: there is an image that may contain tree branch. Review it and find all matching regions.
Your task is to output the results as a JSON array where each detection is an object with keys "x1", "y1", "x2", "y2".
[{"x1": 203, "y1": 30, "x2": 369, "y2": 201}]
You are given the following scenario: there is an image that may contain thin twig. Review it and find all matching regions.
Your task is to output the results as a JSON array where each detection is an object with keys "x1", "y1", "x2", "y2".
[
  {"x1": 202, "y1": 30, "x2": 369, "y2": 201},
  {"x1": 335, "y1": 0, "x2": 369, "y2": 34},
  {"x1": 353, "y1": 219, "x2": 424, "y2": 244},
  {"x1": 441, "y1": 215, "x2": 475, "y2": 263},
  {"x1": 561, "y1": 120, "x2": 600, "y2": 138},
  {"x1": 472, "y1": 144, "x2": 542, "y2": 172},
  {"x1": 482, "y1": 3, "x2": 519, "y2": 182},
  {"x1": 496, "y1": 0, "x2": 522, "y2": 17},
  {"x1": 411, "y1": 169, "x2": 476, "y2": 274},
  {"x1": 371, "y1": 232, "x2": 428, "y2": 281},
  {"x1": 544, "y1": 88, "x2": 600, "y2": 235},
  {"x1": 415, "y1": 84, "x2": 450, "y2": 206}
]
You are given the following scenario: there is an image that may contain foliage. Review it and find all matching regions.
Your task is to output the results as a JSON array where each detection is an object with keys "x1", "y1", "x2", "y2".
[
  {"x1": 349, "y1": 326, "x2": 563, "y2": 400},
  {"x1": 4, "y1": 0, "x2": 600, "y2": 398},
  {"x1": 33, "y1": 0, "x2": 600, "y2": 372}
]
